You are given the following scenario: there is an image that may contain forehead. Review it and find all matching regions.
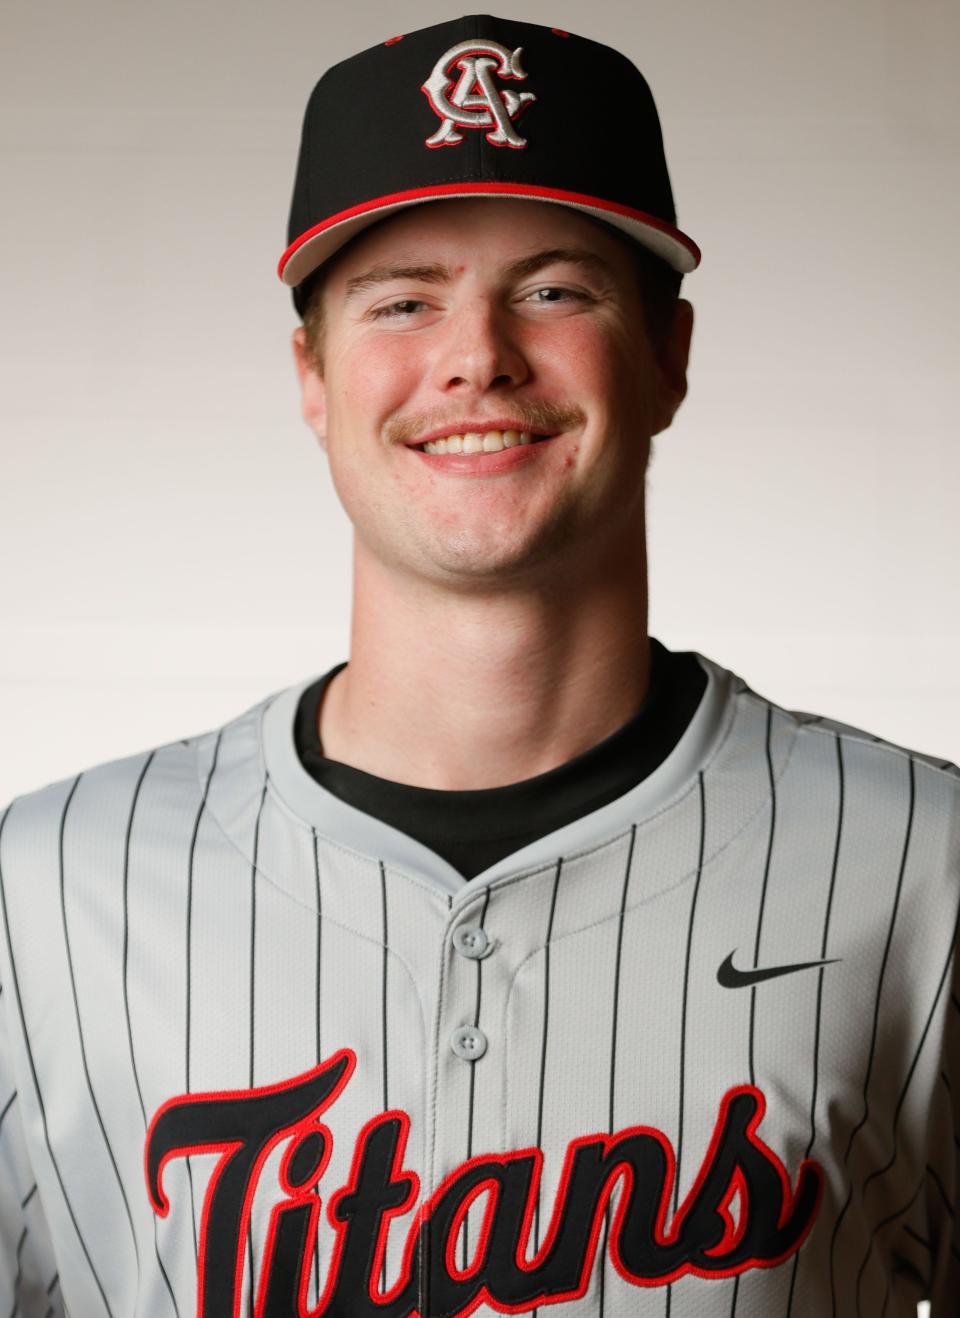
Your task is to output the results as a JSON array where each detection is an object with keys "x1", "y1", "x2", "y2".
[{"x1": 321, "y1": 198, "x2": 633, "y2": 289}]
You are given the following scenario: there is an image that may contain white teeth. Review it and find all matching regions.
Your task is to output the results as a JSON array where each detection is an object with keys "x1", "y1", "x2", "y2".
[{"x1": 421, "y1": 429, "x2": 537, "y2": 454}]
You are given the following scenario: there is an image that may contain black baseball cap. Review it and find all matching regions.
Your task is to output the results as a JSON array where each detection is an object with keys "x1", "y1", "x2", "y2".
[{"x1": 279, "y1": 14, "x2": 700, "y2": 314}]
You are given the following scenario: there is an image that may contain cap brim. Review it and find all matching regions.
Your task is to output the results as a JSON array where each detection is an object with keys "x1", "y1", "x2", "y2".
[{"x1": 278, "y1": 181, "x2": 700, "y2": 289}]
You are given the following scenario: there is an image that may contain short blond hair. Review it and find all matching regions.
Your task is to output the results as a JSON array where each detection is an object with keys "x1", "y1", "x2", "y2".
[{"x1": 299, "y1": 268, "x2": 326, "y2": 371}]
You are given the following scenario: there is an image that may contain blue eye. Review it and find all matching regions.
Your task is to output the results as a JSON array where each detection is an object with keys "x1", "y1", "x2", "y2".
[
  {"x1": 526, "y1": 287, "x2": 586, "y2": 304},
  {"x1": 371, "y1": 299, "x2": 426, "y2": 319}
]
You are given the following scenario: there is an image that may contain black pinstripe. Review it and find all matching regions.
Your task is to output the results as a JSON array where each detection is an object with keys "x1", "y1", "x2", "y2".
[
  {"x1": 725, "y1": 1273, "x2": 739, "y2": 1313},
  {"x1": 0, "y1": 1091, "x2": 16, "y2": 1135},
  {"x1": 829, "y1": 753, "x2": 916, "y2": 1316},
  {"x1": 535, "y1": 860, "x2": 563, "y2": 1197},
  {"x1": 597, "y1": 824, "x2": 638, "y2": 1318},
  {"x1": 380, "y1": 860, "x2": 389, "y2": 1115},
  {"x1": 313, "y1": 831, "x2": 322, "y2": 1065},
  {"x1": 902, "y1": 1223, "x2": 930, "y2": 1252},
  {"x1": 665, "y1": 771, "x2": 707, "y2": 1318},
  {"x1": 311, "y1": 828, "x2": 322, "y2": 1308},
  {"x1": 786, "y1": 732, "x2": 846, "y2": 1316},
  {"x1": 674, "y1": 772, "x2": 707, "y2": 1211},
  {"x1": 927, "y1": 1161, "x2": 954, "y2": 1218},
  {"x1": 7, "y1": 1224, "x2": 27, "y2": 1318},
  {"x1": 609, "y1": 829, "x2": 636, "y2": 1132},
  {"x1": 808, "y1": 733, "x2": 847, "y2": 1151},
  {"x1": 121, "y1": 752, "x2": 179, "y2": 1318},
  {"x1": 185, "y1": 729, "x2": 223, "y2": 1262},
  {"x1": 39, "y1": 1276, "x2": 57, "y2": 1318},
  {"x1": 0, "y1": 801, "x2": 113, "y2": 1315},
  {"x1": 379, "y1": 859, "x2": 389, "y2": 1291},
  {"x1": 249, "y1": 781, "x2": 268, "y2": 1090},
  {"x1": 729, "y1": 707, "x2": 779, "y2": 1318},
  {"x1": 875, "y1": 1275, "x2": 891, "y2": 1318},
  {"x1": 530, "y1": 860, "x2": 562, "y2": 1318},
  {"x1": 246, "y1": 781, "x2": 268, "y2": 1318},
  {"x1": 748, "y1": 704, "x2": 778, "y2": 1091},
  {"x1": 843, "y1": 753, "x2": 917, "y2": 1167},
  {"x1": 58, "y1": 774, "x2": 140, "y2": 1280},
  {"x1": 461, "y1": 885, "x2": 490, "y2": 1275}
]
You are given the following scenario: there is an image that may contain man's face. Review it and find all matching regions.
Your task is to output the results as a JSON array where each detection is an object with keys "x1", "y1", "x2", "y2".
[{"x1": 293, "y1": 198, "x2": 692, "y2": 593}]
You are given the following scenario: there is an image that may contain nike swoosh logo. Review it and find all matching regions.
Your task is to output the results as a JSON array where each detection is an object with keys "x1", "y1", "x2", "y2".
[{"x1": 717, "y1": 950, "x2": 840, "y2": 989}]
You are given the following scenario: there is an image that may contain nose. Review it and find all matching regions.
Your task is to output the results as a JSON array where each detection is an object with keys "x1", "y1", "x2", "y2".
[{"x1": 432, "y1": 295, "x2": 529, "y2": 394}]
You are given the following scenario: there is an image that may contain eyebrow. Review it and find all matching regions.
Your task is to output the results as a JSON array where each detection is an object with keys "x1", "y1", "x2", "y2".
[{"x1": 342, "y1": 247, "x2": 614, "y2": 299}]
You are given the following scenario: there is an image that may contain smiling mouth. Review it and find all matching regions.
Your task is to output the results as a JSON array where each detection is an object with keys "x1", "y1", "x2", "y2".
[{"x1": 414, "y1": 429, "x2": 552, "y2": 454}]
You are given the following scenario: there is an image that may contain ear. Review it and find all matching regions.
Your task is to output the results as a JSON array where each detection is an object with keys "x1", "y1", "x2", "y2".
[
  {"x1": 651, "y1": 298, "x2": 694, "y2": 436},
  {"x1": 292, "y1": 325, "x2": 328, "y2": 450}
]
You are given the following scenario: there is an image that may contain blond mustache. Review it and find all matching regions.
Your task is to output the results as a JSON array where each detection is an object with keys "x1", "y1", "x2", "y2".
[{"x1": 386, "y1": 401, "x2": 586, "y2": 446}]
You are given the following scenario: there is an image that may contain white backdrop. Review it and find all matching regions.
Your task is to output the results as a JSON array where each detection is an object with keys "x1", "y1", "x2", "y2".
[
  {"x1": 2, "y1": 0, "x2": 958, "y2": 835},
  {"x1": 1, "y1": 3, "x2": 955, "y2": 1313}
]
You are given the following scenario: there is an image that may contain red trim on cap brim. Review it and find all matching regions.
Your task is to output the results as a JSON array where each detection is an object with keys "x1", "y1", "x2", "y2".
[{"x1": 278, "y1": 182, "x2": 700, "y2": 286}]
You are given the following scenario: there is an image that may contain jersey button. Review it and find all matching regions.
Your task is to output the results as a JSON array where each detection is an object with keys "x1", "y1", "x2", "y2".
[
  {"x1": 450, "y1": 1025, "x2": 488, "y2": 1061},
  {"x1": 453, "y1": 924, "x2": 490, "y2": 959}
]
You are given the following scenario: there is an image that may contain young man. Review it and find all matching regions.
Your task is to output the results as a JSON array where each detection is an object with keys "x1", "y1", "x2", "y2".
[{"x1": 0, "y1": 15, "x2": 956, "y2": 1317}]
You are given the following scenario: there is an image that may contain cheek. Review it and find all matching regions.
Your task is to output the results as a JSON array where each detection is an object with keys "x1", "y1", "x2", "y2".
[
  {"x1": 328, "y1": 338, "x2": 424, "y2": 431},
  {"x1": 535, "y1": 321, "x2": 633, "y2": 398},
  {"x1": 322, "y1": 340, "x2": 426, "y2": 522}
]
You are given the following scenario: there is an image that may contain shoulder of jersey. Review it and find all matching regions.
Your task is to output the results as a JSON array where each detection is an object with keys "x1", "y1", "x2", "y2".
[
  {"x1": 727, "y1": 675, "x2": 960, "y2": 842},
  {"x1": 0, "y1": 687, "x2": 280, "y2": 864},
  {"x1": 720, "y1": 659, "x2": 956, "y2": 774},
  {"x1": 787, "y1": 703, "x2": 960, "y2": 782}
]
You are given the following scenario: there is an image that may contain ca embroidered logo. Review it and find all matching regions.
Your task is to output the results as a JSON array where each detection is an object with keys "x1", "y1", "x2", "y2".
[{"x1": 421, "y1": 39, "x2": 536, "y2": 149}]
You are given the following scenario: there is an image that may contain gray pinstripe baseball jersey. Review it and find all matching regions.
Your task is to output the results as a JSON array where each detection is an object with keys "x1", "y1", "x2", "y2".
[{"x1": 0, "y1": 648, "x2": 957, "y2": 1316}]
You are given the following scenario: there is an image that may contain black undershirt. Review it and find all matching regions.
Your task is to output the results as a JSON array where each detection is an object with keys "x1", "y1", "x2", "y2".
[{"x1": 293, "y1": 636, "x2": 707, "y2": 881}]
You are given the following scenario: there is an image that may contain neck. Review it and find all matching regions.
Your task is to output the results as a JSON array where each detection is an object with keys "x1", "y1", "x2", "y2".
[{"x1": 319, "y1": 531, "x2": 652, "y2": 792}]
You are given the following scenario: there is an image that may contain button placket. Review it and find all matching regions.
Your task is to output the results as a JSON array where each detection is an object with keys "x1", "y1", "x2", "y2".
[
  {"x1": 453, "y1": 923, "x2": 490, "y2": 959},
  {"x1": 448, "y1": 916, "x2": 493, "y2": 1063},
  {"x1": 449, "y1": 1024, "x2": 488, "y2": 1061}
]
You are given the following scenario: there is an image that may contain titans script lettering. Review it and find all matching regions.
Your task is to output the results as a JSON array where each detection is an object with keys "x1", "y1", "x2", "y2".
[{"x1": 145, "y1": 1049, "x2": 823, "y2": 1318}]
